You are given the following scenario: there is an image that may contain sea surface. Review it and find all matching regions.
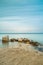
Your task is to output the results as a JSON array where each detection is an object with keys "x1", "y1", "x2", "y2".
[{"x1": 0, "y1": 33, "x2": 43, "y2": 51}]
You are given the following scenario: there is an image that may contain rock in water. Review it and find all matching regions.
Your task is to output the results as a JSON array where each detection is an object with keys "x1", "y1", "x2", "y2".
[
  {"x1": 10, "y1": 38, "x2": 15, "y2": 42},
  {"x1": 18, "y1": 38, "x2": 23, "y2": 42},
  {"x1": 23, "y1": 38, "x2": 30, "y2": 43},
  {"x1": 2, "y1": 36, "x2": 9, "y2": 43},
  {"x1": 30, "y1": 40, "x2": 39, "y2": 46}
]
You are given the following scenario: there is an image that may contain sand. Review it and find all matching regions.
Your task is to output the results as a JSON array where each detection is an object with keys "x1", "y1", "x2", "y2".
[{"x1": 0, "y1": 44, "x2": 43, "y2": 65}]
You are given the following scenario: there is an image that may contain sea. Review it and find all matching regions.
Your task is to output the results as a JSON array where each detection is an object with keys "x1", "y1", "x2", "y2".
[{"x1": 0, "y1": 33, "x2": 43, "y2": 52}]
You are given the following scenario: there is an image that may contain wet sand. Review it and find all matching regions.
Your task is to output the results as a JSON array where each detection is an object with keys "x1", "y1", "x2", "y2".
[{"x1": 0, "y1": 44, "x2": 43, "y2": 65}]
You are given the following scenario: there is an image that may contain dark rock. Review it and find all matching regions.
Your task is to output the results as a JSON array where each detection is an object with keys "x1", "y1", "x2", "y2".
[
  {"x1": 10, "y1": 38, "x2": 19, "y2": 42},
  {"x1": 23, "y1": 38, "x2": 30, "y2": 43},
  {"x1": 30, "y1": 41, "x2": 39, "y2": 46},
  {"x1": 14, "y1": 39, "x2": 18, "y2": 42},
  {"x1": 10, "y1": 38, "x2": 15, "y2": 42}
]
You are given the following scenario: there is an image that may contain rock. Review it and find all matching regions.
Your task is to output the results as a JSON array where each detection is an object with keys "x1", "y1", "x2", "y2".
[
  {"x1": 10, "y1": 38, "x2": 18, "y2": 42},
  {"x1": 30, "y1": 40, "x2": 39, "y2": 46},
  {"x1": 10, "y1": 38, "x2": 15, "y2": 42},
  {"x1": 23, "y1": 38, "x2": 30, "y2": 43},
  {"x1": 2, "y1": 36, "x2": 9, "y2": 43},
  {"x1": 26, "y1": 42, "x2": 30, "y2": 44},
  {"x1": 14, "y1": 39, "x2": 18, "y2": 42},
  {"x1": 18, "y1": 38, "x2": 23, "y2": 42}
]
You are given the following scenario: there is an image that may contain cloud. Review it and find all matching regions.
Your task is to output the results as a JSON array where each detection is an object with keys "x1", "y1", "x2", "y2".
[
  {"x1": 0, "y1": 21, "x2": 36, "y2": 33},
  {"x1": 0, "y1": 15, "x2": 43, "y2": 33}
]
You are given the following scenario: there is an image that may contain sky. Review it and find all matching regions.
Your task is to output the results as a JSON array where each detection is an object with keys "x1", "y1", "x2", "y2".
[{"x1": 0, "y1": 0, "x2": 43, "y2": 33}]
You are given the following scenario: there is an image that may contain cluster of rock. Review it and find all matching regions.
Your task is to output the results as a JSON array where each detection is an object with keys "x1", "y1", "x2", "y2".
[{"x1": 2, "y1": 36, "x2": 40, "y2": 46}]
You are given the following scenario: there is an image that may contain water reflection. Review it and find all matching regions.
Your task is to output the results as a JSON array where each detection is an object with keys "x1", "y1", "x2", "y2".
[{"x1": 2, "y1": 42, "x2": 9, "y2": 48}]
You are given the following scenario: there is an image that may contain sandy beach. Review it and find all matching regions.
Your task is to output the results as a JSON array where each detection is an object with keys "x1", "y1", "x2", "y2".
[{"x1": 0, "y1": 44, "x2": 43, "y2": 65}]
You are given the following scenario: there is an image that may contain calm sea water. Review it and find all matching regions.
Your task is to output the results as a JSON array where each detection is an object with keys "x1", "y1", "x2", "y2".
[{"x1": 0, "y1": 33, "x2": 43, "y2": 49}]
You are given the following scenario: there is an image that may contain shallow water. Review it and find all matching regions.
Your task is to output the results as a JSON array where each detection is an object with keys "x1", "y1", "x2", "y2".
[{"x1": 0, "y1": 33, "x2": 43, "y2": 51}]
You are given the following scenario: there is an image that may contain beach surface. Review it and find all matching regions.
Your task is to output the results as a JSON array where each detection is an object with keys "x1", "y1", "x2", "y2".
[{"x1": 0, "y1": 44, "x2": 43, "y2": 65}]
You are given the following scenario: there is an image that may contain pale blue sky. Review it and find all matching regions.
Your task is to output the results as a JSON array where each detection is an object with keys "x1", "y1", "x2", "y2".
[{"x1": 0, "y1": 0, "x2": 43, "y2": 33}]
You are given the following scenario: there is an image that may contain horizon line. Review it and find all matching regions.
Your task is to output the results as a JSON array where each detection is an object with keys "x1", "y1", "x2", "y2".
[{"x1": 0, "y1": 33, "x2": 43, "y2": 34}]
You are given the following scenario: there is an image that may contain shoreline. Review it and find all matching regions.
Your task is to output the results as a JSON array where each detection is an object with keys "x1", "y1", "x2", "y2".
[
  {"x1": 0, "y1": 47, "x2": 43, "y2": 65},
  {"x1": 0, "y1": 38, "x2": 43, "y2": 65}
]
